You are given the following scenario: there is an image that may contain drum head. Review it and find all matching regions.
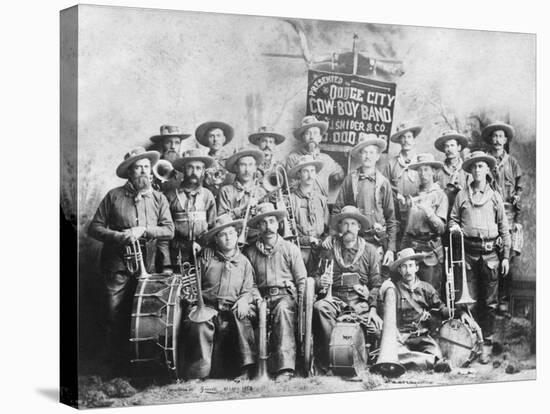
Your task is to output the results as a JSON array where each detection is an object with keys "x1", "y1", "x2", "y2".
[
  {"x1": 438, "y1": 319, "x2": 476, "y2": 368},
  {"x1": 329, "y1": 322, "x2": 367, "y2": 377}
]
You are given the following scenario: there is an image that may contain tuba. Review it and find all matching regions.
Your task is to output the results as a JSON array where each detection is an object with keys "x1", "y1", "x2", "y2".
[{"x1": 123, "y1": 238, "x2": 150, "y2": 278}]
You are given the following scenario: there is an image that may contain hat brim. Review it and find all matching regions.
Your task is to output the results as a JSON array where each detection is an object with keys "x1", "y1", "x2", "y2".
[
  {"x1": 351, "y1": 139, "x2": 387, "y2": 157},
  {"x1": 116, "y1": 151, "x2": 160, "y2": 179},
  {"x1": 390, "y1": 126, "x2": 422, "y2": 143},
  {"x1": 201, "y1": 219, "x2": 244, "y2": 242},
  {"x1": 225, "y1": 149, "x2": 264, "y2": 173},
  {"x1": 149, "y1": 133, "x2": 191, "y2": 143},
  {"x1": 172, "y1": 156, "x2": 214, "y2": 171},
  {"x1": 248, "y1": 132, "x2": 286, "y2": 146},
  {"x1": 462, "y1": 155, "x2": 496, "y2": 173},
  {"x1": 195, "y1": 121, "x2": 234, "y2": 147},
  {"x1": 248, "y1": 210, "x2": 287, "y2": 228},
  {"x1": 408, "y1": 161, "x2": 444, "y2": 171},
  {"x1": 330, "y1": 212, "x2": 369, "y2": 230},
  {"x1": 288, "y1": 160, "x2": 324, "y2": 178},
  {"x1": 481, "y1": 123, "x2": 515, "y2": 143},
  {"x1": 390, "y1": 253, "x2": 427, "y2": 272},
  {"x1": 434, "y1": 134, "x2": 469, "y2": 152},
  {"x1": 293, "y1": 121, "x2": 328, "y2": 140}
]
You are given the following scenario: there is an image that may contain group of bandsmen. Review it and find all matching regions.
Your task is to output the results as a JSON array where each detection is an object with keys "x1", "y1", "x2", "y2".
[{"x1": 88, "y1": 115, "x2": 523, "y2": 381}]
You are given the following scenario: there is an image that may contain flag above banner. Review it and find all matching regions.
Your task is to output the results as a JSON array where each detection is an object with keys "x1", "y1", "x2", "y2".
[{"x1": 306, "y1": 69, "x2": 397, "y2": 153}]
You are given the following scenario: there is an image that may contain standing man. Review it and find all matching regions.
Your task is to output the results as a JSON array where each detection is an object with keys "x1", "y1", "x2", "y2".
[
  {"x1": 182, "y1": 214, "x2": 258, "y2": 381},
  {"x1": 286, "y1": 115, "x2": 345, "y2": 198},
  {"x1": 334, "y1": 135, "x2": 397, "y2": 267},
  {"x1": 195, "y1": 121, "x2": 235, "y2": 197},
  {"x1": 434, "y1": 130, "x2": 470, "y2": 216},
  {"x1": 88, "y1": 147, "x2": 174, "y2": 371},
  {"x1": 248, "y1": 126, "x2": 286, "y2": 175},
  {"x1": 401, "y1": 153, "x2": 448, "y2": 294},
  {"x1": 288, "y1": 155, "x2": 329, "y2": 265},
  {"x1": 244, "y1": 203, "x2": 307, "y2": 382},
  {"x1": 160, "y1": 149, "x2": 217, "y2": 269},
  {"x1": 384, "y1": 122, "x2": 422, "y2": 247},
  {"x1": 311, "y1": 206, "x2": 383, "y2": 373},
  {"x1": 218, "y1": 147, "x2": 266, "y2": 220},
  {"x1": 482, "y1": 121, "x2": 523, "y2": 310},
  {"x1": 448, "y1": 151, "x2": 511, "y2": 360}
]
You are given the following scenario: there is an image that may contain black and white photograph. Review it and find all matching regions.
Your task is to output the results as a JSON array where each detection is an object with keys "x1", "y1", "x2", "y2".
[{"x1": 55, "y1": 1, "x2": 540, "y2": 410}]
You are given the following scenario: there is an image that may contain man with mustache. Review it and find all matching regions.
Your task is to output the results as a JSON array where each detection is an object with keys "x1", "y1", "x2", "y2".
[
  {"x1": 88, "y1": 147, "x2": 174, "y2": 372},
  {"x1": 311, "y1": 205, "x2": 382, "y2": 374},
  {"x1": 248, "y1": 126, "x2": 286, "y2": 176},
  {"x1": 160, "y1": 149, "x2": 217, "y2": 269},
  {"x1": 383, "y1": 123, "x2": 422, "y2": 248},
  {"x1": 334, "y1": 135, "x2": 397, "y2": 268},
  {"x1": 448, "y1": 151, "x2": 511, "y2": 363},
  {"x1": 244, "y1": 203, "x2": 307, "y2": 382},
  {"x1": 286, "y1": 116, "x2": 344, "y2": 198}
]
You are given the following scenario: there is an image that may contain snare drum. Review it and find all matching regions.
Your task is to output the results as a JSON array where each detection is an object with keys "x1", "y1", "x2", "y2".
[
  {"x1": 329, "y1": 322, "x2": 368, "y2": 376},
  {"x1": 438, "y1": 319, "x2": 478, "y2": 367},
  {"x1": 130, "y1": 273, "x2": 185, "y2": 379}
]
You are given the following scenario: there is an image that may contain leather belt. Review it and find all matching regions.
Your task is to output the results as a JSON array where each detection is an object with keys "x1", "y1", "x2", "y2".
[
  {"x1": 261, "y1": 286, "x2": 287, "y2": 297},
  {"x1": 464, "y1": 237, "x2": 498, "y2": 253}
]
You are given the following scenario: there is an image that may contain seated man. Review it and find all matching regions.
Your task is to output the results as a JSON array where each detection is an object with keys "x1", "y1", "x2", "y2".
[
  {"x1": 311, "y1": 205, "x2": 383, "y2": 373},
  {"x1": 371, "y1": 248, "x2": 477, "y2": 372},
  {"x1": 182, "y1": 214, "x2": 258, "y2": 381}
]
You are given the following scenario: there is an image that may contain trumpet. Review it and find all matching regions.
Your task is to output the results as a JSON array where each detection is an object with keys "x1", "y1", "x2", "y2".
[
  {"x1": 123, "y1": 238, "x2": 150, "y2": 278},
  {"x1": 152, "y1": 159, "x2": 176, "y2": 183}
]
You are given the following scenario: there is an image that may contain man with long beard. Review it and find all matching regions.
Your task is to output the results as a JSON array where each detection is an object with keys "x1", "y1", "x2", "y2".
[
  {"x1": 248, "y1": 126, "x2": 286, "y2": 176},
  {"x1": 244, "y1": 203, "x2": 307, "y2": 382},
  {"x1": 88, "y1": 147, "x2": 174, "y2": 372},
  {"x1": 160, "y1": 149, "x2": 217, "y2": 269}
]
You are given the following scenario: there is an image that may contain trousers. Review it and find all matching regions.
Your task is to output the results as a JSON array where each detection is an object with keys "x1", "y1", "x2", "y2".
[
  {"x1": 265, "y1": 294, "x2": 297, "y2": 373},
  {"x1": 397, "y1": 332, "x2": 443, "y2": 371}
]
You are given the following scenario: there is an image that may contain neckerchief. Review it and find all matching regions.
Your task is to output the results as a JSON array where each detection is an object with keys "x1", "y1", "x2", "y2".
[
  {"x1": 124, "y1": 181, "x2": 153, "y2": 202},
  {"x1": 215, "y1": 249, "x2": 241, "y2": 270},
  {"x1": 442, "y1": 157, "x2": 462, "y2": 176},
  {"x1": 295, "y1": 186, "x2": 317, "y2": 226},
  {"x1": 467, "y1": 182, "x2": 493, "y2": 207},
  {"x1": 299, "y1": 146, "x2": 321, "y2": 158},
  {"x1": 332, "y1": 236, "x2": 367, "y2": 270},
  {"x1": 394, "y1": 153, "x2": 417, "y2": 182},
  {"x1": 493, "y1": 152, "x2": 509, "y2": 171},
  {"x1": 357, "y1": 166, "x2": 377, "y2": 182},
  {"x1": 232, "y1": 180, "x2": 258, "y2": 202},
  {"x1": 176, "y1": 186, "x2": 205, "y2": 212}
]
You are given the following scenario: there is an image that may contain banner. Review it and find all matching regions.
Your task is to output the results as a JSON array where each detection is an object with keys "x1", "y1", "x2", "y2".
[{"x1": 306, "y1": 70, "x2": 397, "y2": 153}]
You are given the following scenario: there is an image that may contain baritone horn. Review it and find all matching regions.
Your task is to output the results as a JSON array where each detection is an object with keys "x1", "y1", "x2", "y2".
[{"x1": 152, "y1": 159, "x2": 175, "y2": 183}]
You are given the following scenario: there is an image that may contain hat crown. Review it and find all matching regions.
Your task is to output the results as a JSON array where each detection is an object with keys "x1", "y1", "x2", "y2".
[
  {"x1": 340, "y1": 205, "x2": 362, "y2": 215},
  {"x1": 124, "y1": 147, "x2": 147, "y2": 161},
  {"x1": 257, "y1": 126, "x2": 277, "y2": 133},
  {"x1": 213, "y1": 213, "x2": 237, "y2": 228},
  {"x1": 467, "y1": 150, "x2": 489, "y2": 159},
  {"x1": 358, "y1": 133, "x2": 379, "y2": 143},
  {"x1": 396, "y1": 248, "x2": 418, "y2": 262},
  {"x1": 182, "y1": 149, "x2": 204, "y2": 158},
  {"x1": 159, "y1": 125, "x2": 181, "y2": 135},
  {"x1": 255, "y1": 202, "x2": 278, "y2": 216},
  {"x1": 301, "y1": 115, "x2": 322, "y2": 127},
  {"x1": 296, "y1": 155, "x2": 317, "y2": 164},
  {"x1": 441, "y1": 129, "x2": 461, "y2": 136},
  {"x1": 415, "y1": 153, "x2": 437, "y2": 163}
]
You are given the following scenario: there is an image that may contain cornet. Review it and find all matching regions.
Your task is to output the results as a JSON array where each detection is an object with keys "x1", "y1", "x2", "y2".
[{"x1": 123, "y1": 238, "x2": 150, "y2": 278}]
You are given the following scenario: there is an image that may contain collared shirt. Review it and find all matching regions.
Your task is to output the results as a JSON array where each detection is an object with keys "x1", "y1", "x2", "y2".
[
  {"x1": 383, "y1": 153, "x2": 420, "y2": 202},
  {"x1": 334, "y1": 168, "x2": 398, "y2": 252},
  {"x1": 286, "y1": 148, "x2": 344, "y2": 197},
  {"x1": 289, "y1": 186, "x2": 329, "y2": 244},
  {"x1": 405, "y1": 183, "x2": 448, "y2": 238},
  {"x1": 218, "y1": 180, "x2": 267, "y2": 219},
  {"x1": 200, "y1": 249, "x2": 258, "y2": 307},
  {"x1": 313, "y1": 236, "x2": 382, "y2": 307},
  {"x1": 88, "y1": 181, "x2": 174, "y2": 271},
  {"x1": 490, "y1": 152, "x2": 523, "y2": 221},
  {"x1": 244, "y1": 236, "x2": 306, "y2": 295},
  {"x1": 435, "y1": 157, "x2": 469, "y2": 216},
  {"x1": 449, "y1": 182, "x2": 511, "y2": 258}
]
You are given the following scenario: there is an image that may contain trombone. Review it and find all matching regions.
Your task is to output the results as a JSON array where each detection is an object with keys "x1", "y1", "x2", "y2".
[{"x1": 445, "y1": 228, "x2": 475, "y2": 319}]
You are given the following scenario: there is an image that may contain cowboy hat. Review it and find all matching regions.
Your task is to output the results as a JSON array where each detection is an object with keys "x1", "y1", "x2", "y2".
[
  {"x1": 248, "y1": 126, "x2": 286, "y2": 146},
  {"x1": 288, "y1": 155, "x2": 324, "y2": 179},
  {"x1": 481, "y1": 121, "x2": 515, "y2": 144},
  {"x1": 350, "y1": 134, "x2": 387, "y2": 158},
  {"x1": 408, "y1": 153, "x2": 443, "y2": 171},
  {"x1": 172, "y1": 149, "x2": 215, "y2": 171},
  {"x1": 293, "y1": 115, "x2": 329, "y2": 140},
  {"x1": 247, "y1": 203, "x2": 287, "y2": 228},
  {"x1": 331, "y1": 205, "x2": 369, "y2": 230},
  {"x1": 390, "y1": 122, "x2": 422, "y2": 143},
  {"x1": 149, "y1": 124, "x2": 191, "y2": 143},
  {"x1": 225, "y1": 147, "x2": 264, "y2": 174},
  {"x1": 195, "y1": 121, "x2": 234, "y2": 147},
  {"x1": 390, "y1": 248, "x2": 427, "y2": 272},
  {"x1": 116, "y1": 147, "x2": 160, "y2": 179},
  {"x1": 434, "y1": 130, "x2": 469, "y2": 152},
  {"x1": 461, "y1": 150, "x2": 497, "y2": 173},
  {"x1": 201, "y1": 214, "x2": 244, "y2": 243}
]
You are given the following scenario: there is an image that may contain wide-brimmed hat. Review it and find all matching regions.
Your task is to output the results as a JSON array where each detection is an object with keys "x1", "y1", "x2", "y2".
[
  {"x1": 201, "y1": 214, "x2": 244, "y2": 243},
  {"x1": 149, "y1": 125, "x2": 191, "y2": 143},
  {"x1": 172, "y1": 149, "x2": 214, "y2": 172},
  {"x1": 390, "y1": 248, "x2": 427, "y2": 272},
  {"x1": 247, "y1": 203, "x2": 287, "y2": 228},
  {"x1": 195, "y1": 121, "x2": 234, "y2": 147},
  {"x1": 351, "y1": 134, "x2": 387, "y2": 158},
  {"x1": 461, "y1": 150, "x2": 497, "y2": 173},
  {"x1": 288, "y1": 155, "x2": 324, "y2": 178},
  {"x1": 481, "y1": 121, "x2": 515, "y2": 144},
  {"x1": 331, "y1": 205, "x2": 369, "y2": 230},
  {"x1": 434, "y1": 130, "x2": 469, "y2": 152},
  {"x1": 116, "y1": 147, "x2": 160, "y2": 179},
  {"x1": 408, "y1": 153, "x2": 443, "y2": 171},
  {"x1": 293, "y1": 115, "x2": 329, "y2": 140},
  {"x1": 248, "y1": 126, "x2": 286, "y2": 146},
  {"x1": 390, "y1": 122, "x2": 422, "y2": 143},
  {"x1": 225, "y1": 147, "x2": 264, "y2": 173}
]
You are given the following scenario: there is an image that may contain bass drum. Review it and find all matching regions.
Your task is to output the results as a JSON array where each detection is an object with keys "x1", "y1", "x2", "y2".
[
  {"x1": 438, "y1": 319, "x2": 478, "y2": 368},
  {"x1": 130, "y1": 273, "x2": 185, "y2": 379},
  {"x1": 329, "y1": 322, "x2": 367, "y2": 377}
]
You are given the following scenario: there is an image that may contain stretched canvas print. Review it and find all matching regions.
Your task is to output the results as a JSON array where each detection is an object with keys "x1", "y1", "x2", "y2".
[{"x1": 60, "y1": 4, "x2": 536, "y2": 409}]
